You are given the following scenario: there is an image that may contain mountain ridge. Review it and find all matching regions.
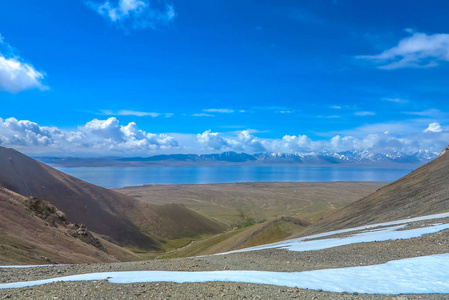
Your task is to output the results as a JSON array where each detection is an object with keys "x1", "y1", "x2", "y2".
[{"x1": 36, "y1": 150, "x2": 439, "y2": 167}]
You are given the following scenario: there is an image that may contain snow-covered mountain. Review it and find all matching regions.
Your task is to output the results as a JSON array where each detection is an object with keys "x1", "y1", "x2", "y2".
[
  {"x1": 252, "y1": 150, "x2": 439, "y2": 165},
  {"x1": 37, "y1": 150, "x2": 439, "y2": 167},
  {"x1": 122, "y1": 150, "x2": 439, "y2": 165}
]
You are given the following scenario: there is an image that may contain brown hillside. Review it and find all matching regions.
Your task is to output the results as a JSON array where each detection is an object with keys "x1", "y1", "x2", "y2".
[
  {"x1": 0, "y1": 147, "x2": 160, "y2": 249},
  {"x1": 0, "y1": 147, "x2": 226, "y2": 250},
  {"x1": 137, "y1": 203, "x2": 227, "y2": 240},
  {"x1": 301, "y1": 146, "x2": 449, "y2": 235},
  {"x1": 0, "y1": 186, "x2": 120, "y2": 264}
]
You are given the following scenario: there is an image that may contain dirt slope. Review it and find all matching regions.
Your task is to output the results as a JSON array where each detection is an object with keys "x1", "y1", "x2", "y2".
[
  {"x1": 138, "y1": 203, "x2": 227, "y2": 240},
  {"x1": 0, "y1": 186, "x2": 122, "y2": 264},
  {"x1": 0, "y1": 147, "x2": 226, "y2": 250},
  {"x1": 302, "y1": 146, "x2": 449, "y2": 235}
]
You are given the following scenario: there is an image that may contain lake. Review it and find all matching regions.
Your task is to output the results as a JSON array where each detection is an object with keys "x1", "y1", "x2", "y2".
[{"x1": 55, "y1": 165, "x2": 415, "y2": 189}]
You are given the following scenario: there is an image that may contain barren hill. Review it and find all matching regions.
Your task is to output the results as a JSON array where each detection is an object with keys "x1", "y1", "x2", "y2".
[
  {"x1": 0, "y1": 186, "x2": 123, "y2": 264},
  {"x1": 0, "y1": 147, "x2": 226, "y2": 251},
  {"x1": 301, "y1": 146, "x2": 449, "y2": 235}
]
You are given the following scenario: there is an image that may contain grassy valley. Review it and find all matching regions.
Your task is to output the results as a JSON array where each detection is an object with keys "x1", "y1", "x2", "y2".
[
  {"x1": 118, "y1": 182, "x2": 384, "y2": 256},
  {"x1": 117, "y1": 182, "x2": 384, "y2": 227}
]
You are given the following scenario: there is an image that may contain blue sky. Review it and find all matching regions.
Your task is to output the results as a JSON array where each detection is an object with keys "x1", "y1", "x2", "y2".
[{"x1": 0, "y1": 0, "x2": 448, "y2": 156}]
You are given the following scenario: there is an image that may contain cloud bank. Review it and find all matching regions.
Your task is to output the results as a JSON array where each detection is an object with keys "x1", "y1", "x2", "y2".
[
  {"x1": 358, "y1": 32, "x2": 449, "y2": 69},
  {"x1": 0, "y1": 35, "x2": 47, "y2": 93},
  {"x1": 197, "y1": 122, "x2": 449, "y2": 155},
  {"x1": 86, "y1": 0, "x2": 176, "y2": 30},
  {"x1": 0, "y1": 117, "x2": 447, "y2": 156},
  {"x1": 0, "y1": 117, "x2": 178, "y2": 155}
]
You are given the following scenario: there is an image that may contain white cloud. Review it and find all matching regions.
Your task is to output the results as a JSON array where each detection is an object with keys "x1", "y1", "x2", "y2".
[
  {"x1": 192, "y1": 113, "x2": 215, "y2": 117},
  {"x1": 236, "y1": 130, "x2": 265, "y2": 152},
  {"x1": 0, "y1": 35, "x2": 47, "y2": 93},
  {"x1": 1, "y1": 117, "x2": 448, "y2": 156},
  {"x1": 80, "y1": 118, "x2": 178, "y2": 151},
  {"x1": 354, "y1": 111, "x2": 376, "y2": 116},
  {"x1": 197, "y1": 123, "x2": 449, "y2": 155},
  {"x1": 383, "y1": 97, "x2": 408, "y2": 104},
  {"x1": 202, "y1": 109, "x2": 235, "y2": 114},
  {"x1": 253, "y1": 106, "x2": 292, "y2": 113},
  {"x1": 330, "y1": 135, "x2": 360, "y2": 152},
  {"x1": 196, "y1": 130, "x2": 266, "y2": 152},
  {"x1": 86, "y1": 0, "x2": 176, "y2": 30},
  {"x1": 275, "y1": 135, "x2": 316, "y2": 152},
  {"x1": 358, "y1": 32, "x2": 449, "y2": 69},
  {"x1": 328, "y1": 133, "x2": 427, "y2": 154},
  {"x1": 317, "y1": 115, "x2": 341, "y2": 119},
  {"x1": 424, "y1": 122, "x2": 443, "y2": 133},
  {"x1": 403, "y1": 109, "x2": 447, "y2": 118},
  {"x1": 333, "y1": 116, "x2": 448, "y2": 138},
  {"x1": 0, "y1": 118, "x2": 57, "y2": 146},
  {"x1": 197, "y1": 130, "x2": 229, "y2": 150},
  {"x1": 99, "y1": 109, "x2": 172, "y2": 117},
  {"x1": 0, "y1": 117, "x2": 178, "y2": 154},
  {"x1": 83, "y1": 117, "x2": 125, "y2": 142}
]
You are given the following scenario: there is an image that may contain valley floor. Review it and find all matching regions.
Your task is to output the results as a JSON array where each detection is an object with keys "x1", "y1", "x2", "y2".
[{"x1": 2, "y1": 213, "x2": 449, "y2": 299}]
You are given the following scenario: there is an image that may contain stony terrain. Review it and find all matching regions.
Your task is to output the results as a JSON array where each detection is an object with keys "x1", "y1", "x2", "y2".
[
  {"x1": 2, "y1": 281, "x2": 446, "y2": 300},
  {"x1": 1, "y1": 215, "x2": 449, "y2": 299}
]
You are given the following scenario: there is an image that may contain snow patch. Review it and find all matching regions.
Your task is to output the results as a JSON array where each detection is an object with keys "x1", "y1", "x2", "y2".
[
  {"x1": 219, "y1": 212, "x2": 449, "y2": 254},
  {"x1": 2, "y1": 255, "x2": 449, "y2": 294}
]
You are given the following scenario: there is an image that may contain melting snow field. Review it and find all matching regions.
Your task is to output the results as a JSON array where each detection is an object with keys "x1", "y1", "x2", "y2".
[
  {"x1": 2, "y1": 211, "x2": 449, "y2": 294},
  {"x1": 1, "y1": 254, "x2": 449, "y2": 294},
  {"x1": 220, "y1": 211, "x2": 449, "y2": 254}
]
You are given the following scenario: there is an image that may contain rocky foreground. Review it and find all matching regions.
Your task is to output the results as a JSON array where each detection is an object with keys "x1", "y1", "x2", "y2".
[
  {"x1": 0, "y1": 281, "x2": 444, "y2": 300},
  {"x1": 2, "y1": 216, "x2": 449, "y2": 299}
]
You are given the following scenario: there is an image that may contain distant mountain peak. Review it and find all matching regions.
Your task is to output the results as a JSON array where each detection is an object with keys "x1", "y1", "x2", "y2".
[{"x1": 35, "y1": 149, "x2": 441, "y2": 167}]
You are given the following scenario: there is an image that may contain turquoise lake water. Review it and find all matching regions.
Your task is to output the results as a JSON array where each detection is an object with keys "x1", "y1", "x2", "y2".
[{"x1": 55, "y1": 165, "x2": 415, "y2": 189}]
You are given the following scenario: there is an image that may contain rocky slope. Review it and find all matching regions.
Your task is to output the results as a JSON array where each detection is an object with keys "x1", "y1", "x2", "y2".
[{"x1": 0, "y1": 186, "x2": 121, "y2": 264}]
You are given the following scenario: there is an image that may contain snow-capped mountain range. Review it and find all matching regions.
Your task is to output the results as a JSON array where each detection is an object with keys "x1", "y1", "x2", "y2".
[
  {"x1": 250, "y1": 149, "x2": 439, "y2": 165},
  {"x1": 37, "y1": 149, "x2": 440, "y2": 167}
]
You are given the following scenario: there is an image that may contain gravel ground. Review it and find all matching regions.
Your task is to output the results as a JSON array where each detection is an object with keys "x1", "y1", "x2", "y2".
[
  {"x1": 1, "y1": 281, "x2": 449, "y2": 300},
  {"x1": 1, "y1": 219, "x2": 449, "y2": 299}
]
